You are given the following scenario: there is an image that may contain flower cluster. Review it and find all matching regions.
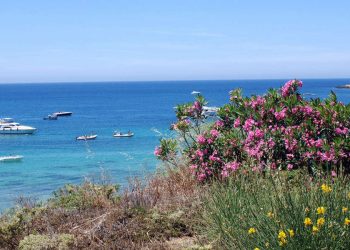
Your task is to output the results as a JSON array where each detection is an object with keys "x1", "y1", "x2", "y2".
[{"x1": 164, "y1": 79, "x2": 350, "y2": 181}]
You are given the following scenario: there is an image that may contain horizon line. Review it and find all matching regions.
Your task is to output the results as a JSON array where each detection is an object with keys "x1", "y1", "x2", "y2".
[{"x1": 0, "y1": 77, "x2": 350, "y2": 85}]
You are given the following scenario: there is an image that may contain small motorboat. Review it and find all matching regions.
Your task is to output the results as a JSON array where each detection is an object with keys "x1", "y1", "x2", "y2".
[
  {"x1": 0, "y1": 155, "x2": 23, "y2": 162},
  {"x1": 53, "y1": 112, "x2": 73, "y2": 116},
  {"x1": 113, "y1": 131, "x2": 134, "y2": 138},
  {"x1": 43, "y1": 114, "x2": 58, "y2": 120},
  {"x1": 202, "y1": 106, "x2": 219, "y2": 116},
  {"x1": 191, "y1": 91, "x2": 201, "y2": 95},
  {"x1": 76, "y1": 134, "x2": 97, "y2": 140}
]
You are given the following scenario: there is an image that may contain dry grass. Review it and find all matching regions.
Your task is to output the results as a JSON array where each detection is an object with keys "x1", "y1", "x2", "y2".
[{"x1": 0, "y1": 163, "x2": 204, "y2": 250}]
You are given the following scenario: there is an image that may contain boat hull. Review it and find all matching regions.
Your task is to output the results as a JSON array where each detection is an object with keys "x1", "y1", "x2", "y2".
[
  {"x1": 76, "y1": 135, "x2": 97, "y2": 140},
  {"x1": 113, "y1": 133, "x2": 134, "y2": 137},
  {"x1": 54, "y1": 112, "x2": 72, "y2": 116},
  {"x1": 0, "y1": 129, "x2": 36, "y2": 134},
  {"x1": 0, "y1": 156, "x2": 23, "y2": 162}
]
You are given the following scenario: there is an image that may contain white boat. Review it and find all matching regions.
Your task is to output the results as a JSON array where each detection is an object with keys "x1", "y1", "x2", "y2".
[
  {"x1": 191, "y1": 91, "x2": 201, "y2": 95},
  {"x1": 113, "y1": 131, "x2": 134, "y2": 137},
  {"x1": 43, "y1": 114, "x2": 58, "y2": 120},
  {"x1": 0, "y1": 155, "x2": 23, "y2": 162},
  {"x1": 53, "y1": 112, "x2": 73, "y2": 116},
  {"x1": 76, "y1": 134, "x2": 97, "y2": 140},
  {"x1": 0, "y1": 118, "x2": 14, "y2": 124},
  {"x1": 0, "y1": 123, "x2": 36, "y2": 134},
  {"x1": 203, "y1": 106, "x2": 219, "y2": 116}
]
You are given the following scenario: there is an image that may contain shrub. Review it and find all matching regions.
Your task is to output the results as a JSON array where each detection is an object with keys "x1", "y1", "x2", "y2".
[
  {"x1": 202, "y1": 171, "x2": 350, "y2": 249},
  {"x1": 51, "y1": 181, "x2": 119, "y2": 209},
  {"x1": 157, "y1": 80, "x2": 350, "y2": 181},
  {"x1": 18, "y1": 233, "x2": 74, "y2": 250}
]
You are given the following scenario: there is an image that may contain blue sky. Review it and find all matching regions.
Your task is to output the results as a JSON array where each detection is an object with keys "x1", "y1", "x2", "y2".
[{"x1": 0, "y1": 0, "x2": 349, "y2": 83}]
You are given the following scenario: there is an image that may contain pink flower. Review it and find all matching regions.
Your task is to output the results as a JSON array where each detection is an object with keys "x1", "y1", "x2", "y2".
[
  {"x1": 197, "y1": 134, "x2": 206, "y2": 145},
  {"x1": 287, "y1": 154, "x2": 294, "y2": 160},
  {"x1": 281, "y1": 79, "x2": 302, "y2": 97},
  {"x1": 314, "y1": 139, "x2": 323, "y2": 148},
  {"x1": 194, "y1": 101, "x2": 201, "y2": 111},
  {"x1": 243, "y1": 118, "x2": 255, "y2": 131},
  {"x1": 233, "y1": 118, "x2": 241, "y2": 128},
  {"x1": 215, "y1": 120, "x2": 224, "y2": 127},
  {"x1": 274, "y1": 108, "x2": 287, "y2": 121},
  {"x1": 197, "y1": 173, "x2": 207, "y2": 181},
  {"x1": 267, "y1": 138, "x2": 275, "y2": 149},
  {"x1": 318, "y1": 149, "x2": 336, "y2": 162},
  {"x1": 195, "y1": 150, "x2": 204, "y2": 158},
  {"x1": 335, "y1": 127, "x2": 349, "y2": 135},
  {"x1": 210, "y1": 129, "x2": 220, "y2": 138},
  {"x1": 287, "y1": 164, "x2": 293, "y2": 170},
  {"x1": 331, "y1": 170, "x2": 337, "y2": 177},
  {"x1": 154, "y1": 146, "x2": 162, "y2": 156}
]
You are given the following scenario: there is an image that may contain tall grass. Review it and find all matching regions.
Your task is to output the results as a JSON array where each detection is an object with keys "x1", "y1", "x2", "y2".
[{"x1": 202, "y1": 171, "x2": 350, "y2": 249}]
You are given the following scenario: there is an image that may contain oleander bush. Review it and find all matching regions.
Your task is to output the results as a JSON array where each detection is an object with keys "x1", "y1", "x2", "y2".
[
  {"x1": 202, "y1": 170, "x2": 350, "y2": 249},
  {"x1": 156, "y1": 79, "x2": 350, "y2": 181}
]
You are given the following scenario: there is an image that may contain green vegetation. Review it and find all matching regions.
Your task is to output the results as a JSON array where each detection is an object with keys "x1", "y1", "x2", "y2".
[
  {"x1": 2, "y1": 80, "x2": 350, "y2": 249},
  {"x1": 202, "y1": 171, "x2": 350, "y2": 249},
  {"x1": 19, "y1": 234, "x2": 74, "y2": 250}
]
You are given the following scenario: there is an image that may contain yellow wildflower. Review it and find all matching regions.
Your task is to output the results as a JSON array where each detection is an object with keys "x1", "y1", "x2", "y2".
[
  {"x1": 317, "y1": 217, "x2": 325, "y2": 227},
  {"x1": 278, "y1": 230, "x2": 287, "y2": 240},
  {"x1": 316, "y1": 206, "x2": 326, "y2": 215},
  {"x1": 288, "y1": 229, "x2": 295, "y2": 237},
  {"x1": 321, "y1": 184, "x2": 332, "y2": 193},
  {"x1": 279, "y1": 238, "x2": 287, "y2": 246},
  {"x1": 265, "y1": 242, "x2": 270, "y2": 247},
  {"x1": 345, "y1": 218, "x2": 350, "y2": 226},
  {"x1": 278, "y1": 230, "x2": 287, "y2": 246},
  {"x1": 312, "y1": 226, "x2": 319, "y2": 234},
  {"x1": 267, "y1": 211, "x2": 274, "y2": 218},
  {"x1": 342, "y1": 207, "x2": 348, "y2": 213},
  {"x1": 248, "y1": 227, "x2": 257, "y2": 234},
  {"x1": 254, "y1": 248, "x2": 260, "y2": 250},
  {"x1": 304, "y1": 217, "x2": 312, "y2": 227}
]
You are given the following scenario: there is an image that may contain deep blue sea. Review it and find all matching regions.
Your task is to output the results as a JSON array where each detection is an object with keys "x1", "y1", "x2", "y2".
[{"x1": 1, "y1": 79, "x2": 350, "y2": 211}]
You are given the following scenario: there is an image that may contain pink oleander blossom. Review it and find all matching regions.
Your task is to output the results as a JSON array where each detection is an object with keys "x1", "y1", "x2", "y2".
[
  {"x1": 210, "y1": 129, "x2": 220, "y2": 138},
  {"x1": 274, "y1": 108, "x2": 287, "y2": 121},
  {"x1": 195, "y1": 149, "x2": 204, "y2": 158},
  {"x1": 215, "y1": 120, "x2": 224, "y2": 128},
  {"x1": 335, "y1": 127, "x2": 349, "y2": 135},
  {"x1": 197, "y1": 134, "x2": 206, "y2": 145},
  {"x1": 243, "y1": 118, "x2": 255, "y2": 131},
  {"x1": 154, "y1": 146, "x2": 162, "y2": 156},
  {"x1": 233, "y1": 118, "x2": 241, "y2": 128}
]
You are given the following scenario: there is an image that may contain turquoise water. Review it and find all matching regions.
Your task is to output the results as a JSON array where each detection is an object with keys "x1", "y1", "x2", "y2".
[{"x1": 1, "y1": 79, "x2": 350, "y2": 211}]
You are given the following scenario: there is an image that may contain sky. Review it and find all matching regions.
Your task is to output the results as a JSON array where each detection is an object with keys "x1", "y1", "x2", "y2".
[{"x1": 0, "y1": 0, "x2": 349, "y2": 83}]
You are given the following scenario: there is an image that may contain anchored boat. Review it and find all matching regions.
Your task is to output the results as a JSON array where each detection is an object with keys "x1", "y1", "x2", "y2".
[
  {"x1": 43, "y1": 114, "x2": 58, "y2": 120},
  {"x1": 113, "y1": 131, "x2": 134, "y2": 137},
  {"x1": 0, "y1": 122, "x2": 36, "y2": 134},
  {"x1": 53, "y1": 112, "x2": 73, "y2": 116},
  {"x1": 76, "y1": 134, "x2": 97, "y2": 140},
  {"x1": 0, "y1": 155, "x2": 23, "y2": 162}
]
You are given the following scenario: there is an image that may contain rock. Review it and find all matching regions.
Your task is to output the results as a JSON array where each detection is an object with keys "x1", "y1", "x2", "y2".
[{"x1": 336, "y1": 84, "x2": 350, "y2": 89}]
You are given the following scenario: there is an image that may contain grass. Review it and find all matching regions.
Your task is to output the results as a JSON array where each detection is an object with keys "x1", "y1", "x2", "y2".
[{"x1": 201, "y1": 170, "x2": 350, "y2": 249}]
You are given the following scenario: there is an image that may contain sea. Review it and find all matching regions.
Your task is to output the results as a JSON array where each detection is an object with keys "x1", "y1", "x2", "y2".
[{"x1": 1, "y1": 79, "x2": 350, "y2": 211}]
